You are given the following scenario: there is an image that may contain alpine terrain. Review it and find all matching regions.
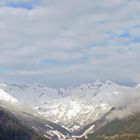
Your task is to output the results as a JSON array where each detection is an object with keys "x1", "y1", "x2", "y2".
[{"x1": 0, "y1": 80, "x2": 140, "y2": 140}]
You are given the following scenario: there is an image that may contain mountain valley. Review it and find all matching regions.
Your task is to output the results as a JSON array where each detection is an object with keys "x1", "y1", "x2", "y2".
[{"x1": 0, "y1": 81, "x2": 140, "y2": 140}]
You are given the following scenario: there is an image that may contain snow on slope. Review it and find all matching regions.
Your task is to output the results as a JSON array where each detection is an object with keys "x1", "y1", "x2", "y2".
[
  {"x1": 35, "y1": 80, "x2": 140, "y2": 131},
  {"x1": 0, "y1": 83, "x2": 69, "y2": 106},
  {"x1": 136, "y1": 83, "x2": 140, "y2": 88},
  {"x1": 0, "y1": 81, "x2": 140, "y2": 136},
  {"x1": 0, "y1": 88, "x2": 18, "y2": 103}
]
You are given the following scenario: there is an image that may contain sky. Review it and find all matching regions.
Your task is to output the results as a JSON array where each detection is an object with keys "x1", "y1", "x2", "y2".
[{"x1": 0, "y1": 0, "x2": 140, "y2": 87}]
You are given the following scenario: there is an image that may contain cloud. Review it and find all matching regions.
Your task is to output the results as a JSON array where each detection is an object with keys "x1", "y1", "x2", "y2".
[{"x1": 0, "y1": 0, "x2": 140, "y2": 87}]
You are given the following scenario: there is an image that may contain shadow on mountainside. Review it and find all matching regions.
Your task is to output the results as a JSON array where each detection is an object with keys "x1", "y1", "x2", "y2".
[{"x1": 0, "y1": 106, "x2": 47, "y2": 140}]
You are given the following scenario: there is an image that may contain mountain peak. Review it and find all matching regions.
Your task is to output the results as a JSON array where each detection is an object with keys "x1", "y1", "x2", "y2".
[{"x1": 92, "y1": 80, "x2": 118, "y2": 89}]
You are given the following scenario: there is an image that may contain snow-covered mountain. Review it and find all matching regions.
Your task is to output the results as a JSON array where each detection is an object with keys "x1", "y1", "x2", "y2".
[
  {"x1": 0, "y1": 83, "x2": 70, "y2": 106},
  {"x1": 0, "y1": 88, "x2": 18, "y2": 104},
  {"x1": 0, "y1": 81, "x2": 140, "y2": 140}
]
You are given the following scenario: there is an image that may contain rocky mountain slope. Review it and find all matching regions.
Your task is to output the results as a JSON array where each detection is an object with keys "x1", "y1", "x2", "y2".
[
  {"x1": 78, "y1": 113, "x2": 140, "y2": 140},
  {"x1": 0, "y1": 106, "x2": 47, "y2": 140},
  {"x1": 0, "y1": 81, "x2": 140, "y2": 140}
]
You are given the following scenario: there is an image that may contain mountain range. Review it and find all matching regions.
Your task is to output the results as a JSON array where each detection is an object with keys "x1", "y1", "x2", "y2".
[{"x1": 0, "y1": 80, "x2": 140, "y2": 140}]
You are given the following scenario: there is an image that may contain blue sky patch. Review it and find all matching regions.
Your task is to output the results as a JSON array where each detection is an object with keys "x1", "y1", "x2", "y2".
[
  {"x1": 120, "y1": 32, "x2": 130, "y2": 38},
  {"x1": 7, "y1": 2, "x2": 33, "y2": 9},
  {"x1": 132, "y1": 37, "x2": 140, "y2": 43},
  {"x1": 6, "y1": 1, "x2": 38, "y2": 10}
]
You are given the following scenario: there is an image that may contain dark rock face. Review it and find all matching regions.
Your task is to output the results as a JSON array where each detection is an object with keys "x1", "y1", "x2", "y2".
[{"x1": 0, "y1": 107, "x2": 47, "y2": 140}]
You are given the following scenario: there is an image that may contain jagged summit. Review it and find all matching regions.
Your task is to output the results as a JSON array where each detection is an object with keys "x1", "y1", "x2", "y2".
[
  {"x1": 78, "y1": 80, "x2": 118, "y2": 89},
  {"x1": 94, "y1": 80, "x2": 114, "y2": 85},
  {"x1": 0, "y1": 80, "x2": 118, "y2": 105}
]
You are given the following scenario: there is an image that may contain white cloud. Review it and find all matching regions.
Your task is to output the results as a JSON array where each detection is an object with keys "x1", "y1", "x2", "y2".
[{"x1": 0, "y1": 0, "x2": 140, "y2": 87}]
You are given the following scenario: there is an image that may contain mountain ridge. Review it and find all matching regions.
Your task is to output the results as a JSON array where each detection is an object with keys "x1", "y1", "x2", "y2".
[{"x1": 0, "y1": 80, "x2": 140, "y2": 140}]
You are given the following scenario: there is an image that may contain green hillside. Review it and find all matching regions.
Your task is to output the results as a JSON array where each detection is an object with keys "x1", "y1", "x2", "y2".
[{"x1": 78, "y1": 114, "x2": 140, "y2": 140}]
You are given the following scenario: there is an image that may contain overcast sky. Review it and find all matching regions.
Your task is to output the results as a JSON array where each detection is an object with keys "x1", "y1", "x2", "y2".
[{"x1": 0, "y1": 0, "x2": 140, "y2": 87}]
